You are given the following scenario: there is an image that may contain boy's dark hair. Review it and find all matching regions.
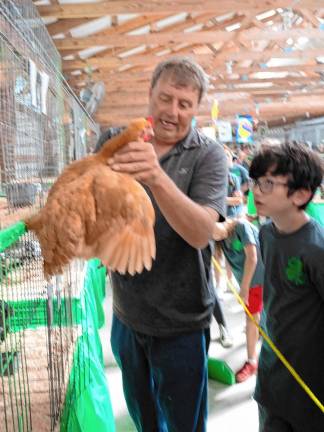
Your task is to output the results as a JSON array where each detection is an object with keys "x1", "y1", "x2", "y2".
[{"x1": 249, "y1": 141, "x2": 323, "y2": 209}]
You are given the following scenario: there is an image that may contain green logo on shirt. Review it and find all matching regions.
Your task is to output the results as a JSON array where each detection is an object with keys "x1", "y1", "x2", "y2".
[
  {"x1": 231, "y1": 238, "x2": 243, "y2": 252},
  {"x1": 285, "y1": 257, "x2": 305, "y2": 285}
]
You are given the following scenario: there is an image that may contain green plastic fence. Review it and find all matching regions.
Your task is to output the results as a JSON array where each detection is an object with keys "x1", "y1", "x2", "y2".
[
  {"x1": 0, "y1": 222, "x2": 115, "y2": 431},
  {"x1": 8, "y1": 298, "x2": 82, "y2": 332},
  {"x1": 0, "y1": 221, "x2": 26, "y2": 252},
  {"x1": 60, "y1": 259, "x2": 115, "y2": 432},
  {"x1": 306, "y1": 201, "x2": 324, "y2": 227}
]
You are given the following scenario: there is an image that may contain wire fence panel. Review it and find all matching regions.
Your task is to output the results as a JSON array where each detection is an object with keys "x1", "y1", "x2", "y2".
[{"x1": 0, "y1": 1, "x2": 100, "y2": 430}]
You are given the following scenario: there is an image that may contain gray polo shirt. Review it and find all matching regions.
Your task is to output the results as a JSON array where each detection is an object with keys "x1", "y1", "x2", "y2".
[{"x1": 96, "y1": 127, "x2": 227, "y2": 336}]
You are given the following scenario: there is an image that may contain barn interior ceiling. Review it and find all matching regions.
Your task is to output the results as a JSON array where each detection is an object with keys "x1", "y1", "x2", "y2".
[{"x1": 35, "y1": 0, "x2": 324, "y2": 129}]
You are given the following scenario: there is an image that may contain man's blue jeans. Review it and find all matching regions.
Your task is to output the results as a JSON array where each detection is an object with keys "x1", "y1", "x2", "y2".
[{"x1": 111, "y1": 314, "x2": 210, "y2": 432}]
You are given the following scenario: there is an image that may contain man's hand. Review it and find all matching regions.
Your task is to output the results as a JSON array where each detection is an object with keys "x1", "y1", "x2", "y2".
[{"x1": 107, "y1": 140, "x2": 163, "y2": 187}]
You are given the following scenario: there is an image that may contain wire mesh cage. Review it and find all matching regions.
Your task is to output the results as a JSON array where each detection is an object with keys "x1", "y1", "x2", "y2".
[{"x1": 0, "y1": 1, "x2": 102, "y2": 431}]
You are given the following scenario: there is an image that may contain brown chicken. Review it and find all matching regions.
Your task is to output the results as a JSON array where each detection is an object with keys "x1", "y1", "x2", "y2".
[{"x1": 25, "y1": 118, "x2": 156, "y2": 279}]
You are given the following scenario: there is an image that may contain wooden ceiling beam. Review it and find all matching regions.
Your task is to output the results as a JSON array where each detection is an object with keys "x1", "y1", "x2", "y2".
[
  {"x1": 47, "y1": 18, "x2": 91, "y2": 35},
  {"x1": 55, "y1": 28, "x2": 324, "y2": 51},
  {"x1": 94, "y1": 97, "x2": 324, "y2": 127},
  {"x1": 63, "y1": 55, "x2": 324, "y2": 79},
  {"x1": 212, "y1": 47, "x2": 324, "y2": 63},
  {"x1": 37, "y1": 1, "x2": 322, "y2": 18},
  {"x1": 296, "y1": 8, "x2": 320, "y2": 27},
  {"x1": 97, "y1": 88, "x2": 324, "y2": 111},
  {"x1": 87, "y1": 12, "x2": 218, "y2": 64},
  {"x1": 68, "y1": 72, "x2": 321, "y2": 88},
  {"x1": 63, "y1": 12, "x2": 276, "y2": 71}
]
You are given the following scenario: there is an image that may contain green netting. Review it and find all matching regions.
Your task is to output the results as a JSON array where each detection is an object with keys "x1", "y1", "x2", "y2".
[
  {"x1": 306, "y1": 202, "x2": 324, "y2": 227},
  {"x1": 0, "y1": 219, "x2": 114, "y2": 431},
  {"x1": 7, "y1": 298, "x2": 82, "y2": 332},
  {"x1": 60, "y1": 259, "x2": 115, "y2": 432},
  {"x1": 0, "y1": 221, "x2": 26, "y2": 252},
  {"x1": 247, "y1": 190, "x2": 257, "y2": 217}
]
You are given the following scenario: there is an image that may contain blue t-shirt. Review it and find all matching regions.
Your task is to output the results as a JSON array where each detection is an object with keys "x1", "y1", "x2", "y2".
[
  {"x1": 226, "y1": 173, "x2": 243, "y2": 218},
  {"x1": 220, "y1": 219, "x2": 264, "y2": 287},
  {"x1": 230, "y1": 163, "x2": 249, "y2": 188},
  {"x1": 254, "y1": 219, "x2": 324, "y2": 431}
]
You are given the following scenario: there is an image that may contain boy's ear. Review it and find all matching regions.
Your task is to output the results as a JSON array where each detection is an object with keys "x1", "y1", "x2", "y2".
[{"x1": 291, "y1": 188, "x2": 312, "y2": 207}]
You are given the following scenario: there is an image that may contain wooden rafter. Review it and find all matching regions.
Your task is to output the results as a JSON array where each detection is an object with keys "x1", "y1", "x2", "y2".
[
  {"x1": 38, "y1": 1, "x2": 323, "y2": 18},
  {"x1": 35, "y1": 1, "x2": 324, "y2": 127},
  {"x1": 54, "y1": 28, "x2": 324, "y2": 51},
  {"x1": 47, "y1": 18, "x2": 90, "y2": 35}
]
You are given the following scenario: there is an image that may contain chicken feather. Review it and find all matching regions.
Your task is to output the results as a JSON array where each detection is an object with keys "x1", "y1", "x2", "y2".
[{"x1": 25, "y1": 118, "x2": 156, "y2": 279}]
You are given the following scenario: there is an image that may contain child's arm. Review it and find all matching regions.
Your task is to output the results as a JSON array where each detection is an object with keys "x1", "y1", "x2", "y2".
[
  {"x1": 226, "y1": 191, "x2": 243, "y2": 207},
  {"x1": 213, "y1": 219, "x2": 236, "y2": 241},
  {"x1": 240, "y1": 244, "x2": 258, "y2": 303}
]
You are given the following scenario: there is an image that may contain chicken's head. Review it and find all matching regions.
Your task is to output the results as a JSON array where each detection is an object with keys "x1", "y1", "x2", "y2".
[{"x1": 128, "y1": 117, "x2": 154, "y2": 142}]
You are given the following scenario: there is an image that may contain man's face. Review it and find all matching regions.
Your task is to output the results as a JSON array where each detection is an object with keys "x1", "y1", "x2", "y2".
[{"x1": 148, "y1": 74, "x2": 200, "y2": 145}]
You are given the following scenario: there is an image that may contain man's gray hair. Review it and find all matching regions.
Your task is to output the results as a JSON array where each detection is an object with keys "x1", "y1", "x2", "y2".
[{"x1": 150, "y1": 56, "x2": 209, "y2": 104}]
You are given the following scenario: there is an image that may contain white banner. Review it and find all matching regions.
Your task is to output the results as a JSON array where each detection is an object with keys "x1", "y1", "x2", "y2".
[{"x1": 216, "y1": 120, "x2": 232, "y2": 142}]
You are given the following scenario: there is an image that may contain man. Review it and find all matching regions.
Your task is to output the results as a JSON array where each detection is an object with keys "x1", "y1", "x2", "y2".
[
  {"x1": 102, "y1": 56, "x2": 227, "y2": 431},
  {"x1": 231, "y1": 153, "x2": 250, "y2": 195}
]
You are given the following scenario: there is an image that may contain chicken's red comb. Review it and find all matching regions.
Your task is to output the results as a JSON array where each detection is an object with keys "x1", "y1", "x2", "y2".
[{"x1": 146, "y1": 116, "x2": 154, "y2": 126}]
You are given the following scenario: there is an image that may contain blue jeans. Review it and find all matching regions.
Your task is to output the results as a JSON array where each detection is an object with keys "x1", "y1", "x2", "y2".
[{"x1": 111, "y1": 314, "x2": 210, "y2": 432}]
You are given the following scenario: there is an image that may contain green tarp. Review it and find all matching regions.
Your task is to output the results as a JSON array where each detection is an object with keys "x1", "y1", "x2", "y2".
[
  {"x1": 0, "y1": 220, "x2": 115, "y2": 432},
  {"x1": 60, "y1": 259, "x2": 115, "y2": 432},
  {"x1": 0, "y1": 221, "x2": 26, "y2": 252},
  {"x1": 7, "y1": 298, "x2": 82, "y2": 331},
  {"x1": 306, "y1": 201, "x2": 324, "y2": 227}
]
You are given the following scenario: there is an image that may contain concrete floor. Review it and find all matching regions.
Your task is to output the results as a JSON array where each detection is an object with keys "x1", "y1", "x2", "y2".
[{"x1": 102, "y1": 283, "x2": 260, "y2": 432}]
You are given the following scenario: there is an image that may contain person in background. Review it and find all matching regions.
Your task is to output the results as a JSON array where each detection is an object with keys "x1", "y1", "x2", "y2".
[
  {"x1": 214, "y1": 147, "x2": 243, "y2": 293},
  {"x1": 224, "y1": 147, "x2": 244, "y2": 218},
  {"x1": 213, "y1": 218, "x2": 264, "y2": 382},
  {"x1": 100, "y1": 56, "x2": 228, "y2": 432},
  {"x1": 231, "y1": 153, "x2": 250, "y2": 198},
  {"x1": 249, "y1": 141, "x2": 324, "y2": 432},
  {"x1": 237, "y1": 145, "x2": 251, "y2": 172},
  {"x1": 212, "y1": 286, "x2": 233, "y2": 348}
]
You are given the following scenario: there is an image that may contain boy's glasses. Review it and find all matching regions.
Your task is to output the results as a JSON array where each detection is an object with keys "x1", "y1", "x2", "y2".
[{"x1": 249, "y1": 178, "x2": 288, "y2": 194}]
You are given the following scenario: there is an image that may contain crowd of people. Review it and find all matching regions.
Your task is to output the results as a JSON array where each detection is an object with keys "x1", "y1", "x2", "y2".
[{"x1": 96, "y1": 55, "x2": 324, "y2": 432}]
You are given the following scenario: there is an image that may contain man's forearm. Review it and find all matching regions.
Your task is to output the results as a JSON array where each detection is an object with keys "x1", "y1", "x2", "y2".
[{"x1": 150, "y1": 170, "x2": 220, "y2": 248}]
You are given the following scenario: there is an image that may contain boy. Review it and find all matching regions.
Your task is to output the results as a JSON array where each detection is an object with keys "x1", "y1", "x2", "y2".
[
  {"x1": 213, "y1": 218, "x2": 264, "y2": 382},
  {"x1": 249, "y1": 141, "x2": 324, "y2": 432}
]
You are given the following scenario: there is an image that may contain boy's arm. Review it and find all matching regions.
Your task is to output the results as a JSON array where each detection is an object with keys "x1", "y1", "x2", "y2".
[{"x1": 240, "y1": 243, "x2": 258, "y2": 303}]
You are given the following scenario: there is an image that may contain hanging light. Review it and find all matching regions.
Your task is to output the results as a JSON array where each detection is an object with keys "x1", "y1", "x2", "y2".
[
  {"x1": 281, "y1": 8, "x2": 294, "y2": 30},
  {"x1": 226, "y1": 61, "x2": 233, "y2": 74}
]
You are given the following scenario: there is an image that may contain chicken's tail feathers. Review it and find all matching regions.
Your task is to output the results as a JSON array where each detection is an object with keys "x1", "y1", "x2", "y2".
[
  {"x1": 97, "y1": 219, "x2": 155, "y2": 276},
  {"x1": 24, "y1": 212, "x2": 42, "y2": 233}
]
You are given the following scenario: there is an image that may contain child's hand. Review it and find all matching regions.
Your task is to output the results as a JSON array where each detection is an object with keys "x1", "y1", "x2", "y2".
[
  {"x1": 213, "y1": 219, "x2": 236, "y2": 240},
  {"x1": 240, "y1": 287, "x2": 249, "y2": 305},
  {"x1": 213, "y1": 222, "x2": 228, "y2": 240}
]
